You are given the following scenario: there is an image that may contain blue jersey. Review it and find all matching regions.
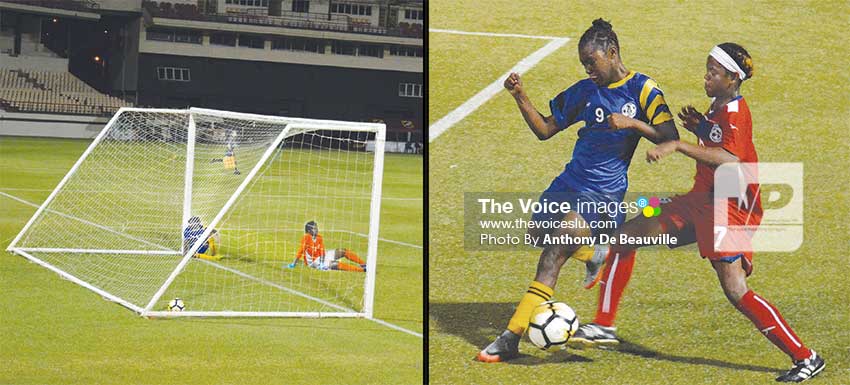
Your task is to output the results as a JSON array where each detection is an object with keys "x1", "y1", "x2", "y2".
[
  {"x1": 549, "y1": 71, "x2": 672, "y2": 193},
  {"x1": 183, "y1": 225, "x2": 209, "y2": 253}
]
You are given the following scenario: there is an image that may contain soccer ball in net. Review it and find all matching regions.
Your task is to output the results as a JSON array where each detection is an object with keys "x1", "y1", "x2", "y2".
[
  {"x1": 527, "y1": 301, "x2": 578, "y2": 350},
  {"x1": 168, "y1": 298, "x2": 185, "y2": 312}
]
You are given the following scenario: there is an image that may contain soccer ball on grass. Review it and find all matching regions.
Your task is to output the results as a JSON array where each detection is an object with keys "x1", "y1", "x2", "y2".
[
  {"x1": 168, "y1": 298, "x2": 185, "y2": 312},
  {"x1": 528, "y1": 301, "x2": 578, "y2": 350}
]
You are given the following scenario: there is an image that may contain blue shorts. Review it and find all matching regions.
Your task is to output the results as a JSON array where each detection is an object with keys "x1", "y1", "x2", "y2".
[
  {"x1": 197, "y1": 241, "x2": 209, "y2": 254},
  {"x1": 530, "y1": 177, "x2": 626, "y2": 236}
]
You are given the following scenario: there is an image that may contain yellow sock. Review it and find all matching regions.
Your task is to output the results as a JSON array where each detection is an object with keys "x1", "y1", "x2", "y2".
[
  {"x1": 207, "y1": 237, "x2": 217, "y2": 256},
  {"x1": 507, "y1": 281, "x2": 554, "y2": 335},
  {"x1": 570, "y1": 245, "x2": 594, "y2": 263},
  {"x1": 195, "y1": 253, "x2": 221, "y2": 261}
]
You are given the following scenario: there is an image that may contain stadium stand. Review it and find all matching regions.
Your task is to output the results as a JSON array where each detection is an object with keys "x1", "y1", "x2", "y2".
[
  {"x1": 0, "y1": 68, "x2": 132, "y2": 115},
  {"x1": 0, "y1": 0, "x2": 422, "y2": 145},
  {"x1": 141, "y1": 1, "x2": 421, "y2": 38}
]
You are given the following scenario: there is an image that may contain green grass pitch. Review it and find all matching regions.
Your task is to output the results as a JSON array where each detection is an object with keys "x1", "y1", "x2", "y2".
[
  {"x1": 0, "y1": 136, "x2": 423, "y2": 384},
  {"x1": 429, "y1": 1, "x2": 849, "y2": 384}
]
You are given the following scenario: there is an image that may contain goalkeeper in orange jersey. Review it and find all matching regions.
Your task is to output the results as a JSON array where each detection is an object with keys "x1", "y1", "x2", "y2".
[{"x1": 285, "y1": 221, "x2": 367, "y2": 272}]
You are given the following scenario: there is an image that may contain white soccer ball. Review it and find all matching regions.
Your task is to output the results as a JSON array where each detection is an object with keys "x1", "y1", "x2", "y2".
[
  {"x1": 168, "y1": 298, "x2": 185, "y2": 312},
  {"x1": 527, "y1": 301, "x2": 578, "y2": 350}
]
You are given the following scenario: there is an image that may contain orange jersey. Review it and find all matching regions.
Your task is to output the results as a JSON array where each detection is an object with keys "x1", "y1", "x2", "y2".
[{"x1": 296, "y1": 234, "x2": 325, "y2": 265}]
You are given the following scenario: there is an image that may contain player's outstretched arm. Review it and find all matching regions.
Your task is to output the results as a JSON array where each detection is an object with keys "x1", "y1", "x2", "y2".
[
  {"x1": 287, "y1": 236, "x2": 309, "y2": 268},
  {"x1": 674, "y1": 141, "x2": 738, "y2": 166},
  {"x1": 608, "y1": 114, "x2": 679, "y2": 144},
  {"x1": 646, "y1": 140, "x2": 738, "y2": 165},
  {"x1": 287, "y1": 257, "x2": 299, "y2": 268},
  {"x1": 504, "y1": 72, "x2": 560, "y2": 140}
]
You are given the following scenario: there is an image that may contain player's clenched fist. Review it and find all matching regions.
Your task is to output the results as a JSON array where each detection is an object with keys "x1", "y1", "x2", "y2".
[
  {"x1": 607, "y1": 113, "x2": 634, "y2": 130},
  {"x1": 504, "y1": 72, "x2": 523, "y2": 96}
]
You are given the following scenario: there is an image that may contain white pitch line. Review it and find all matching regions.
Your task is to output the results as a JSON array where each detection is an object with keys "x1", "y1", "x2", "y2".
[
  {"x1": 338, "y1": 230, "x2": 423, "y2": 250},
  {"x1": 0, "y1": 191, "x2": 175, "y2": 252},
  {"x1": 429, "y1": 35, "x2": 571, "y2": 142},
  {"x1": 1, "y1": 191, "x2": 423, "y2": 338},
  {"x1": 429, "y1": 28, "x2": 562, "y2": 40},
  {"x1": 0, "y1": 188, "x2": 422, "y2": 201},
  {"x1": 0, "y1": 190, "x2": 423, "y2": 250},
  {"x1": 199, "y1": 260, "x2": 422, "y2": 338},
  {"x1": 194, "y1": 258, "x2": 354, "y2": 313},
  {"x1": 368, "y1": 317, "x2": 423, "y2": 338}
]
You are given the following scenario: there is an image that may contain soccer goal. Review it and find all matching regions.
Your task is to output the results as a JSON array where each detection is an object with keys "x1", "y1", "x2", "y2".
[{"x1": 7, "y1": 107, "x2": 385, "y2": 318}]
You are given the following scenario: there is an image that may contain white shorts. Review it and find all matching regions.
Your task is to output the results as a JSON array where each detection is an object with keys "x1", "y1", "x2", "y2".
[{"x1": 306, "y1": 250, "x2": 337, "y2": 270}]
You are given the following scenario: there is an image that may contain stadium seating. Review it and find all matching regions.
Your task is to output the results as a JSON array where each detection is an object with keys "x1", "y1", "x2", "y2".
[{"x1": 0, "y1": 68, "x2": 132, "y2": 115}]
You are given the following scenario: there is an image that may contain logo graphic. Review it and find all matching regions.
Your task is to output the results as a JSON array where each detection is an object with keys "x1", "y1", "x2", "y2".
[
  {"x1": 714, "y1": 163, "x2": 803, "y2": 252},
  {"x1": 709, "y1": 124, "x2": 723, "y2": 143},
  {"x1": 621, "y1": 102, "x2": 637, "y2": 118},
  {"x1": 636, "y1": 196, "x2": 662, "y2": 217}
]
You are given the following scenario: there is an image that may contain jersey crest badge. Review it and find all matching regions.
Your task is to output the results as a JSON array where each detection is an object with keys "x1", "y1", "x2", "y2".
[
  {"x1": 709, "y1": 124, "x2": 722, "y2": 143},
  {"x1": 621, "y1": 102, "x2": 637, "y2": 118}
]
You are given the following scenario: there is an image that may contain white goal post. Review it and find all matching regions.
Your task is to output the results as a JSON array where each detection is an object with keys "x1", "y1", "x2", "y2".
[{"x1": 7, "y1": 107, "x2": 385, "y2": 318}]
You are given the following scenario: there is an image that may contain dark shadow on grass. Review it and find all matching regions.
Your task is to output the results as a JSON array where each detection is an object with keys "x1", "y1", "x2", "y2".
[
  {"x1": 431, "y1": 302, "x2": 779, "y2": 372},
  {"x1": 430, "y1": 302, "x2": 593, "y2": 366},
  {"x1": 613, "y1": 339, "x2": 779, "y2": 374}
]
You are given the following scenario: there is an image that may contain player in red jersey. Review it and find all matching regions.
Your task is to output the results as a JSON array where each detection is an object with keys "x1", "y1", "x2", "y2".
[{"x1": 575, "y1": 43, "x2": 824, "y2": 382}]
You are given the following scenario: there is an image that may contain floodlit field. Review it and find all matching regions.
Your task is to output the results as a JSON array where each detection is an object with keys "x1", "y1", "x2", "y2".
[
  {"x1": 429, "y1": 1, "x2": 850, "y2": 384},
  {"x1": 0, "y1": 136, "x2": 423, "y2": 384}
]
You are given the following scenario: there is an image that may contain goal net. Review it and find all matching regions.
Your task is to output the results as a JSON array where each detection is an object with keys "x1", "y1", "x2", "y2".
[{"x1": 7, "y1": 107, "x2": 385, "y2": 318}]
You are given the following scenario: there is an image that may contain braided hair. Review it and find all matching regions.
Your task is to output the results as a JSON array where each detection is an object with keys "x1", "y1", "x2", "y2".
[
  {"x1": 579, "y1": 18, "x2": 620, "y2": 55},
  {"x1": 717, "y1": 42, "x2": 754, "y2": 81}
]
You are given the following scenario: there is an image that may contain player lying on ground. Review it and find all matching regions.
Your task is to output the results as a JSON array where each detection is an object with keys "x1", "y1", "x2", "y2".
[
  {"x1": 576, "y1": 43, "x2": 824, "y2": 383},
  {"x1": 183, "y1": 216, "x2": 222, "y2": 261},
  {"x1": 476, "y1": 19, "x2": 679, "y2": 363},
  {"x1": 210, "y1": 128, "x2": 241, "y2": 175},
  {"x1": 285, "y1": 221, "x2": 367, "y2": 272}
]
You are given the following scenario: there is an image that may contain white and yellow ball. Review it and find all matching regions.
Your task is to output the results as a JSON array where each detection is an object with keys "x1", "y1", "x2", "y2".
[
  {"x1": 168, "y1": 298, "x2": 185, "y2": 312},
  {"x1": 528, "y1": 301, "x2": 578, "y2": 350}
]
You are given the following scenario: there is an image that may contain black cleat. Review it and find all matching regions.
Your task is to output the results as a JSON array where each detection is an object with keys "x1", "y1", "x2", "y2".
[
  {"x1": 776, "y1": 350, "x2": 825, "y2": 382},
  {"x1": 568, "y1": 323, "x2": 619, "y2": 349},
  {"x1": 476, "y1": 330, "x2": 520, "y2": 362}
]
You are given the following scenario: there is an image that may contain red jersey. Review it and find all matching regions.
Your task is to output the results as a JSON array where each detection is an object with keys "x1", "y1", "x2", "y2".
[
  {"x1": 691, "y1": 96, "x2": 762, "y2": 223},
  {"x1": 295, "y1": 234, "x2": 325, "y2": 265}
]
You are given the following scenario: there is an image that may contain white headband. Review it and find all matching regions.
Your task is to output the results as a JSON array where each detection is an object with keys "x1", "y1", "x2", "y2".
[{"x1": 709, "y1": 46, "x2": 746, "y2": 80}]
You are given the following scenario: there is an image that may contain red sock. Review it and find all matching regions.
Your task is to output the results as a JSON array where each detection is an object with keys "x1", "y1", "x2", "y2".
[
  {"x1": 593, "y1": 249, "x2": 636, "y2": 327},
  {"x1": 735, "y1": 290, "x2": 811, "y2": 361}
]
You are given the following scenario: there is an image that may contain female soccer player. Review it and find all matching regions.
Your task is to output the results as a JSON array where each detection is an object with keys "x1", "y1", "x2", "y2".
[
  {"x1": 476, "y1": 19, "x2": 679, "y2": 363},
  {"x1": 286, "y1": 221, "x2": 367, "y2": 272},
  {"x1": 575, "y1": 43, "x2": 824, "y2": 382},
  {"x1": 183, "y1": 216, "x2": 221, "y2": 261}
]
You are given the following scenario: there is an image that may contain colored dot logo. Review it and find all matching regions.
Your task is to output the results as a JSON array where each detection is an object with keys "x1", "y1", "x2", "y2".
[{"x1": 637, "y1": 196, "x2": 662, "y2": 217}]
